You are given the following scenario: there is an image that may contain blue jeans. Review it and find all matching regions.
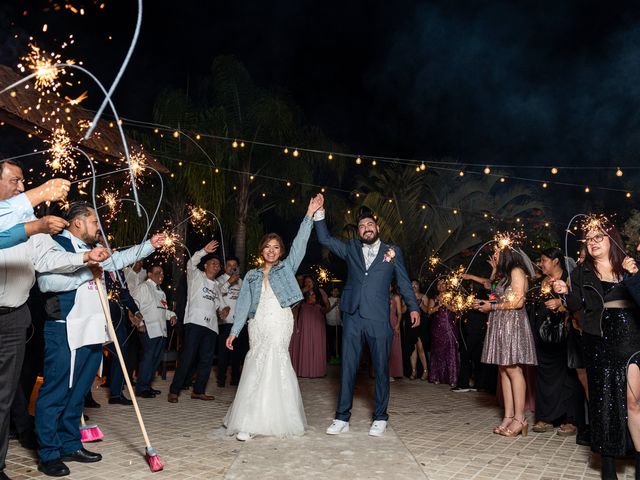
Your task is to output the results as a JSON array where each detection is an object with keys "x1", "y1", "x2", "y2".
[
  {"x1": 35, "y1": 321, "x2": 102, "y2": 462},
  {"x1": 170, "y1": 324, "x2": 217, "y2": 395},
  {"x1": 136, "y1": 332, "x2": 165, "y2": 393},
  {"x1": 335, "y1": 311, "x2": 393, "y2": 422}
]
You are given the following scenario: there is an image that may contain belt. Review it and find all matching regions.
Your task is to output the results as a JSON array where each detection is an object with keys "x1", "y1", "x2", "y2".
[
  {"x1": 0, "y1": 304, "x2": 23, "y2": 315},
  {"x1": 603, "y1": 300, "x2": 636, "y2": 309}
]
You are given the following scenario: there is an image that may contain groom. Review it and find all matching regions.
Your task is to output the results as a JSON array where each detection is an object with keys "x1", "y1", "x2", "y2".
[{"x1": 313, "y1": 195, "x2": 420, "y2": 436}]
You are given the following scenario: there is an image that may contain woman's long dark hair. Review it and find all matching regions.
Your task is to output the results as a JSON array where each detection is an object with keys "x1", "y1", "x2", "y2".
[
  {"x1": 496, "y1": 247, "x2": 529, "y2": 288},
  {"x1": 540, "y1": 247, "x2": 567, "y2": 276},
  {"x1": 582, "y1": 223, "x2": 626, "y2": 280}
]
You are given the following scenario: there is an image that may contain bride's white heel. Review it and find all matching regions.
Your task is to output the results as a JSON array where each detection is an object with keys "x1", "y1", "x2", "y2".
[{"x1": 236, "y1": 432, "x2": 255, "y2": 441}]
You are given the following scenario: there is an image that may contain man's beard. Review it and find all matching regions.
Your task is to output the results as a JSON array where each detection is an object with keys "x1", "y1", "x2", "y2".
[{"x1": 359, "y1": 231, "x2": 379, "y2": 245}]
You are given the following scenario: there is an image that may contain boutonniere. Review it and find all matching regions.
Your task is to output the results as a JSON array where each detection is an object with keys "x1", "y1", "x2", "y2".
[{"x1": 383, "y1": 247, "x2": 396, "y2": 263}]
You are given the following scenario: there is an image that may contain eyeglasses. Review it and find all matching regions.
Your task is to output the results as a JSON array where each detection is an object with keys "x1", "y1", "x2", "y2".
[{"x1": 584, "y1": 233, "x2": 606, "y2": 244}]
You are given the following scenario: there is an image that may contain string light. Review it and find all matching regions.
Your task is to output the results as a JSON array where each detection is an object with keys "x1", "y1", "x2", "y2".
[
  {"x1": 459, "y1": 170, "x2": 464, "y2": 177},
  {"x1": 292, "y1": 149, "x2": 299, "y2": 157},
  {"x1": 420, "y1": 162, "x2": 427, "y2": 171},
  {"x1": 551, "y1": 167, "x2": 558, "y2": 174},
  {"x1": 328, "y1": 153, "x2": 333, "y2": 160},
  {"x1": 616, "y1": 167, "x2": 623, "y2": 177},
  {"x1": 627, "y1": 192, "x2": 632, "y2": 198},
  {"x1": 483, "y1": 166, "x2": 491, "y2": 174},
  {"x1": 355, "y1": 156, "x2": 362, "y2": 165},
  {"x1": 542, "y1": 182, "x2": 548, "y2": 188},
  {"x1": 232, "y1": 140, "x2": 238, "y2": 148},
  {"x1": 584, "y1": 186, "x2": 590, "y2": 193}
]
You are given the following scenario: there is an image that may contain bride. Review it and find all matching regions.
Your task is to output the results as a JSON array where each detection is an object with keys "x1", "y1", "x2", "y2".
[{"x1": 224, "y1": 195, "x2": 323, "y2": 440}]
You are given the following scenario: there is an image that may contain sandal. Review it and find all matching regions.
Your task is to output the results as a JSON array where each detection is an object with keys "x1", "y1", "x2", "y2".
[
  {"x1": 557, "y1": 423, "x2": 577, "y2": 437},
  {"x1": 532, "y1": 421, "x2": 554, "y2": 433},
  {"x1": 409, "y1": 369, "x2": 417, "y2": 380},
  {"x1": 501, "y1": 417, "x2": 528, "y2": 438},
  {"x1": 493, "y1": 415, "x2": 514, "y2": 434}
]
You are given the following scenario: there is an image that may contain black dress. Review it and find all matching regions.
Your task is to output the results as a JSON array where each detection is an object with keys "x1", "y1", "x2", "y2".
[
  {"x1": 529, "y1": 278, "x2": 584, "y2": 425},
  {"x1": 582, "y1": 281, "x2": 640, "y2": 455}
]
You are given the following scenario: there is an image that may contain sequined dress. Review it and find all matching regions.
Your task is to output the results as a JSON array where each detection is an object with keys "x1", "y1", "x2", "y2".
[
  {"x1": 582, "y1": 281, "x2": 640, "y2": 456},
  {"x1": 224, "y1": 281, "x2": 307, "y2": 437},
  {"x1": 481, "y1": 283, "x2": 537, "y2": 366}
]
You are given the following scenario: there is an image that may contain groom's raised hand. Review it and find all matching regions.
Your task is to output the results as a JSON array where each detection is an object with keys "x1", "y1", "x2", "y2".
[
  {"x1": 410, "y1": 311, "x2": 421, "y2": 328},
  {"x1": 306, "y1": 194, "x2": 324, "y2": 217}
]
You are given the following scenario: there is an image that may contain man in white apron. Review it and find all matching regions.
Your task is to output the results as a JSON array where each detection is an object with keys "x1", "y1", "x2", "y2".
[
  {"x1": 168, "y1": 241, "x2": 227, "y2": 402},
  {"x1": 130, "y1": 265, "x2": 177, "y2": 398},
  {"x1": 35, "y1": 202, "x2": 166, "y2": 477}
]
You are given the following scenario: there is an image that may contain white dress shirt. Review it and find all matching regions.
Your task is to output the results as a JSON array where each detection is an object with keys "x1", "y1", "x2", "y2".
[
  {"x1": 0, "y1": 193, "x2": 34, "y2": 231},
  {"x1": 217, "y1": 273, "x2": 243, "y2": 325},
  {"x1": 0, "y1": 232, "x2": 86, "y2": 308},
  {"x1": 37, "y1": 232, "x2": 156, "y2": 293},
  {"x1": 362, "y1": 239, "x2": 381, "y2": 270},
  {"x1": 184, "y1": 249, "x2": 224, "y2": 333},
  {"x1": 130, "y1": 279, "x2": 176, "y2": 339}
]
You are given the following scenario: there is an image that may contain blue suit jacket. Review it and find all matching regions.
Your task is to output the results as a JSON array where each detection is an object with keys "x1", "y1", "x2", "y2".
[{"x1": 315, "y1": 219, "x2": 419, "y2": 321}]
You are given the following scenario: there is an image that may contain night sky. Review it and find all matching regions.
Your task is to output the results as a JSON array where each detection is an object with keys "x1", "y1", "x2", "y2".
[{"x1": 5, "y1": 0, "x2": 640, "y2": 207}]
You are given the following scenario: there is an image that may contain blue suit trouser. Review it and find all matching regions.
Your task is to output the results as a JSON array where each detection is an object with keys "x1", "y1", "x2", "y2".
[
  {"x1": 169, "y1": 324, "x2": 217, "y2": 395},
  {"x1": 35, "y1": 321, "x2": 103, "y2": 462},
  {"x1": 136, "y1": 332, "x2": 165, "y2": 393},
  {"x1": 336, "y1": 310, "x2": 393, "y2": 422}
]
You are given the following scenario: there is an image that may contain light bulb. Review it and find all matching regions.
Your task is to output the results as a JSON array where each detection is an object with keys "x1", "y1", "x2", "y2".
[{"x1": 483, "y1": 166, "x2": 491, "y2": 174}]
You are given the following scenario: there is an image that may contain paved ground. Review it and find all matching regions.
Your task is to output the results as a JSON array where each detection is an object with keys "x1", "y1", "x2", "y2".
[{"x1": 5, "y1": 366, "x2": 637, "y2": 479}]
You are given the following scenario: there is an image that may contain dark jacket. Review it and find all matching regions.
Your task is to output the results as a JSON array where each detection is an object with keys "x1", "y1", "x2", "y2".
[{"x1": 564, "y1": 263, "x2": 639, "y2": 336}]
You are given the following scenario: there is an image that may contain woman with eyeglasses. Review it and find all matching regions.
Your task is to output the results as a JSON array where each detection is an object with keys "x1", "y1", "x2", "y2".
[{"x1": 554, "y1": 223, "x2": 640, "y2": 480}]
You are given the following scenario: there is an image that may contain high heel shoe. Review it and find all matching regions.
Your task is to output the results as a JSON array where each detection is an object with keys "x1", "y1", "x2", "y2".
[
  {"x1": 501, "y1": 417, "x2": 528, "y2": 437},
  {"x1": 409, "y1": 369, "x2": 417, "y2": 380},
  {"x1": 493, "y1": 415, "x2": 514, "y2": 434},
  {"x1": 420, "y1": 371, "x2": 428, "y2": 381}
]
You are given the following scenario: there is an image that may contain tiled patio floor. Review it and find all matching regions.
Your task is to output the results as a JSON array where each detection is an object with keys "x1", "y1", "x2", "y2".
[{"x1": 5, "y1": 366, "x2": 635, "y2": 479}]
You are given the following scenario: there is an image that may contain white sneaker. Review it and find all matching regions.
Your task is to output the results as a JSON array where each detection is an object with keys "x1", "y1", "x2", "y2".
[
  {"x1": 236, "y1": 432, "x2": 254, "y2": 441},
  {"x1": 326, "y1": 419, "x2": 349, "y2": 435},
  {"x1": 369, "y1": 420, "x2": 387, "y2": 437}
]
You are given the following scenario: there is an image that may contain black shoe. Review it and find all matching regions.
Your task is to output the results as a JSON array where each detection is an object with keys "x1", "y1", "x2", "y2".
[
  {"x1": 108, "y1": 396, "x2": 133, "y2": 405},
  {"x1": 0, "y1": 470, "x2": 12, "y2": 480},
  {"x1": 150, "y1": 389, "x2": 162, "y2": 395},
  {"x1": 136, "y1": 390, "x2": 156, "y2": 398},
  {"x1": 576, "y1": 425, "x2": 591, "y2": 446},
  {"x1": 18, "y1": 429, "x2": 38, "y2": 450},
  {"x1": 600, "y1": 455, "x2": 617, "y2": 480},
  {"x1": 38, "y1": 458, "x2": 70, "y2": 476},
  {"x1": 84, "y1": 398, "x2": 101, "y2": 409},
  {"x1": 61, "y1": 448, "x2": 102, "y2": 463}
]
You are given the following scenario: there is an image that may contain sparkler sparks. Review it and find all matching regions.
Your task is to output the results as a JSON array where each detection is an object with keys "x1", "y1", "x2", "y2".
[
  {"x1": 128, "y1": 150, "x2": 147, "y2": 182},
  {"x1": 314, "y1": 266, "x2": 332, "y2": 285},
  {"x1": 428, "y1": 256, "x2": 440, "y2": 270},
  {"x1": 494, "y1": 231, "x2": 524, "y2": 250},
  {"x1": 579, "y1": 214, "x2": 611, "y2": 234},
  {"x1": 437, "y1": 266, "x2": 476, "y2": 314},
  {"x1": 45, "y1": 126, "x2": 76, "y2": 173},
  {"x1": 188, "y1": 205, "x2": 211, "y2": 235}
]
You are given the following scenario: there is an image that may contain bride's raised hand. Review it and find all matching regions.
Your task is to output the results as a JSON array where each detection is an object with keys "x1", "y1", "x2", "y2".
[{"x1": 306, "y1": 194, "x2": 324, "y2": 217}]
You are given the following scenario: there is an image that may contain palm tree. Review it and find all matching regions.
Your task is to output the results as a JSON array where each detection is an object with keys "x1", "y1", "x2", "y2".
[{"x1": 334, "y1": 166, "x2": 543, "y2": 278}]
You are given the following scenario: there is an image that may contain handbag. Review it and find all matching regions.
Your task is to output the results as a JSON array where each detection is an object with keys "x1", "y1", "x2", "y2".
[{"x1": 538, "y1": 312, "x2": 568, "y2": 344}]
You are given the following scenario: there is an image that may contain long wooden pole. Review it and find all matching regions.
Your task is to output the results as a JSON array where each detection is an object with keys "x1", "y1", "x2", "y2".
[{"x1": 95, "y1": 275, "x2": 152, "y2": 448}]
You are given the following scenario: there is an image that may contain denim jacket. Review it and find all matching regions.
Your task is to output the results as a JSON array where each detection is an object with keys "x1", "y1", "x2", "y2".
[{"x1": 231, "y1": 215, "x2": 313, "y2": 337}]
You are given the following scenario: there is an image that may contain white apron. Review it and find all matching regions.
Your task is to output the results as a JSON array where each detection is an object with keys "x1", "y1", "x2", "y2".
[{"x1": 65, "y1": 240, "x2": 111, "y2": 387}]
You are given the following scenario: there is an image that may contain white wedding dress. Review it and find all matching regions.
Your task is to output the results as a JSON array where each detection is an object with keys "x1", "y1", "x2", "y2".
[{"x1": 224, "y1": 281, "x2": 307, "y2": 437}]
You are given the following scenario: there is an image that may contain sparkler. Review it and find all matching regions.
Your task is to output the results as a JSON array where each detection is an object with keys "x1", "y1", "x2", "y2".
[
  {"x1": 45, "y1": 126, "x2": 76, "y2": 173},
  {"x1": 129, "y1": 150, "x2": 147, "y2": 181},
  {"x1": 314, "y1": 266, "x2": 332, "y2": 285},
  {"x1": 18, "y1": 44, "x2": 68, "y2": 91},
  {"x1": 188, "y1": 205, "x2": 212, "y2": 235}
]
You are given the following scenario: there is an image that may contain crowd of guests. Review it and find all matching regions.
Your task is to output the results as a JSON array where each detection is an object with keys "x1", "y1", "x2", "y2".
[{"x1": 2, "y1": 156, "x2": 640, "y2": 480}]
